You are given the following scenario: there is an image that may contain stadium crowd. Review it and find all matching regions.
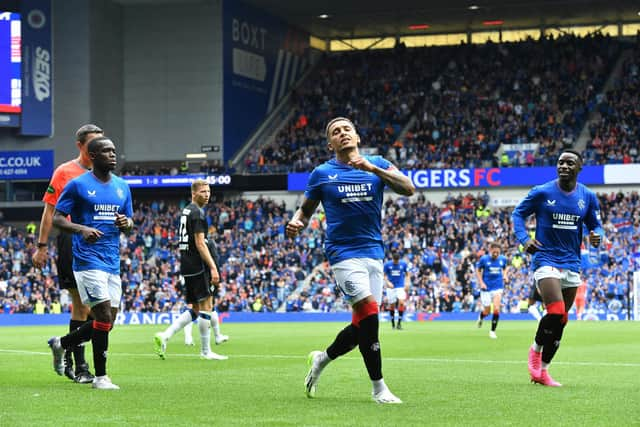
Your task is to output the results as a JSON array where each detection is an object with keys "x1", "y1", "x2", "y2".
[
  {"x1": 113, "y1": 35, "x2": 637, "y2": 178},
  {"x1": 240, "y1": 34, "x2": 625, "y2": 174},
  {"x1": 583, "y1": 44, "x2": 640, "y2": 165},
  {"x1": 1, "y1": 190, "x2": 636, "y2": 318}
]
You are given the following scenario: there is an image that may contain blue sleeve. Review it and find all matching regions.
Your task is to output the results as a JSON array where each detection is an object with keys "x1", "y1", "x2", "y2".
[
  {"x1": 372, "y1": 156, "x2": 394, "y2": 170},
  {"x1": 55, "y1": 180, "x2": 77, "y2": 215},
  {"x1": 512, "y1": 187, "x2": 540, "y2": 244},
  {"x1": 123, "y1": 184, "x2": 134, "y2": 217},
  {"x1": 476, "y1": 256, "x2": 484, "y2": 271},
  {"x1": 383, "y1": 262, "x2": 390, "y2": 276},
  {"x1": 304, "y1": 169, "x2": 321, "y2": 201},
  {"x1": 585, "y1": 191, "x2": 604, "y2": 237}
]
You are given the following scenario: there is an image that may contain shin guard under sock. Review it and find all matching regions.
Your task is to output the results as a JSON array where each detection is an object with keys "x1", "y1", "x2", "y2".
[
  {"x1": 358, "y1": 314, "x2": 382, "y2": 381},
  {"x1": 91, "y1": 321, "x2": 111, "y2": 377},
  {"x1": 69, "y1": 319, "x2": 88, "y2": 367},
  {"x1": 491, "y1": 313, "x2": 499, "y2": 331},
  {"x1": 535, "y1": 301, "x2": 566, "y2": 364},
  {"x1": 326, "y1": 324, "x2": 359, "y2": 360},
  {"x1": 541, "y1": 312, "x2": 568, "y2": 364},
  {"x1": 61, "y1": 320, "x2": 94, "y2": 349}
]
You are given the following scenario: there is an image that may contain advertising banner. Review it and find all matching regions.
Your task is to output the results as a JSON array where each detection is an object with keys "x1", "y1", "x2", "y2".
[
  {"x1": 19, "y1": 0, "x2": 52, "y2": 136},
  {"x1": 0, "y1": 149, "x2": 52, "y2": 179},
  {"x1": 1, "y1": 309, "x2": 631, "y2": 327},
  {"x1": 288, "y1": 165, "x2": 606, "y2": 191},
  {"x1": 222, "y1": 0, "x2": 309, "y2": 162},
  {"x1": 603, "y1": 164, "x2": 640, "y2": 184},
  {"x1": 634, "y1": 271, "x2": 639, "y2": 322}
]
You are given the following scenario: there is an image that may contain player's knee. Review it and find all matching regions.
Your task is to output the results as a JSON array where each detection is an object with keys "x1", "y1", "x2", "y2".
[
  {"x1": 357, "y1": 311, "x2": 380, "y2": 349},
  {"x1": 79, "y1": 304, "x2": 91, "y2": 318},
  {"x1": 351, "y1": 300, "x2": 379, "y2": 327},
  {"x1": 92, "y1": 320, "x2": 112, "y2": 332},
  {"x1": 546, "y1": 300, "x2": 565, "y2": 315},
  {"x1": 198, "y1": 299, "x2": 213, "y2": 312},
  {"x1": 492, "y1": 310, "x2": 500, "y2": 316}
]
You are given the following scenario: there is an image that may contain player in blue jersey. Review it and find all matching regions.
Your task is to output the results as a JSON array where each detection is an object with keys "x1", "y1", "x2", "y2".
[
  {"x1": 286, "y1": 117, "x2": 415, "y2": 404},
  {"x1": 383, "y1": 252, "x2": 410, "y2": 330},
  {"x1": 34, "y1": 124, "x2": 104, "y2": 383},
  {"x1": 475, "y1": 242, "x2": 508, "y2": 339},
  {"x1": 512, "y1": 149, "x2": 603, "y2": 387},
  {"x1": 47, "y1": 136, "x2": 133, "y2": 390}
]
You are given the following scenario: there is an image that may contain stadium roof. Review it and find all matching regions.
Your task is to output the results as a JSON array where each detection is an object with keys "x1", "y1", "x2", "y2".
[
  {"x1": 244, "y1": 0, "x2": 640, "y2": 39},
  {"x1": 113, "y1": 0, "x2": 640, "y2": 39}
]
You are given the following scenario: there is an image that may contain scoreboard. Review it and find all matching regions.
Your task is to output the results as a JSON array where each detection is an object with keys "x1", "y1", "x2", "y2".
[
  {"x1": 0, "y1": 0, "x2": 52, "y2": 136},
  {"x1": 0, "y1": 12, "x2": 21, "y2": 114}
]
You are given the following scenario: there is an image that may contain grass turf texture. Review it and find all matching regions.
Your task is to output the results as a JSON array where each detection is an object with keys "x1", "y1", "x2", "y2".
[{"x1": 1, "y1": 321, "x2": 639, "y2": 426}]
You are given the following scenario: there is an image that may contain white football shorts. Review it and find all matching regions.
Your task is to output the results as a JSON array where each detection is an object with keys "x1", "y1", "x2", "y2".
[
  {"x1": 331, "y1": 258, "x2": 383, "y2": 305},
  {"x1": 386, "y1": 287, "x2": 407, "y2": 304},
  {"x1": 74, "y1": 269, "x2": 122, "y2": 308},
  {"x1": 480, "y1": 289, "x2": 503, "y2": 307},
  {"x1": 533, "y1": 266, "x2": 581, "y2": 289}
]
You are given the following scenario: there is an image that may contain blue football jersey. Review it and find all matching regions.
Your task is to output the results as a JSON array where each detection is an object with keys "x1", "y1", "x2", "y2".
[
  {"x1": 512, "y1": 180, "x2": 603, "y2": 272},
  {"x1": 56, "y1": 172, "x2": 133, "y2": 274},
  {"x1": 384, "y1": 260, "x2": 408, "y2": 288},
  {"x1": 476, "y1": 254, "x2": 507, "y2": 291},
  {"x1": 304, "y1": 156, "x2": 392, "y2": 265}
]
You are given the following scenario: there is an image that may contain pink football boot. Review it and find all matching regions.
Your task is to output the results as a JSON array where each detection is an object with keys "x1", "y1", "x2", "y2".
[
  {"x1": 528, "y1": 347, "x2": 542, "y2": 380},
  {"x1": 533, "y1": 369, "x2": 562, "y2": 387}
]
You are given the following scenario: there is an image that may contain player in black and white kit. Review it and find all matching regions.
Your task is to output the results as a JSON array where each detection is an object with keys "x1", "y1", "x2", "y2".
[{"x1": 154, "y1": 179, "x2": 228, "y2": 360}]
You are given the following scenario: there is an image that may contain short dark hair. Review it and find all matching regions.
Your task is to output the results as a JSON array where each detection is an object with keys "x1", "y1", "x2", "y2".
[
  {"x1": 75, "y1": 124, "x2": 103, "y2": 143},
  {"x1": 87, "y1": 136, "x2": 112, "y2": 154},
  {"x1": 560, "y1": 149, "x2": 583, "y2": 163},
  {"x1": 325, "y1": 117, "x2": 356, "y2": 140},
  {"x1": 490, "y1": 242, "x2": 500, "y2": 249}
]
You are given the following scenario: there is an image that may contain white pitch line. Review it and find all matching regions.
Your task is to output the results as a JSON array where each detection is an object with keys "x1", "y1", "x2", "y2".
[{"x1": 2, "y1": 349, "x2": 639, "y2": 368}]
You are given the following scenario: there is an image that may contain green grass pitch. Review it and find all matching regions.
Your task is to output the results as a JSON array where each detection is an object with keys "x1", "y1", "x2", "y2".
[{"x1": 1, "y1": 320, "x2": 639, "y2": 426}]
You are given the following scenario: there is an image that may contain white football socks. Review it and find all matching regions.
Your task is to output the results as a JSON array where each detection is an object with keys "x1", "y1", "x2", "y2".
[
  {"x1": 528, "y1": 304, "x2": 542, "y2": 321},
  {"x1": 210, "y1": 311, "x2": 222, "y2": 337},
  {"x1": 184, "y1": 320, "x2": 193, "y2": 343},
  {"x1": 164, "y1": 310, "x2": 193, "y2": 339},
  {"x1": 198, "y1": 312, "x2": 212, "y2": 353}
]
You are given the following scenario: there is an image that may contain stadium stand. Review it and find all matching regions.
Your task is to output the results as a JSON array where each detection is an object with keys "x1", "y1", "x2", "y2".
[
  {"x1": 583, "y1": 43, "x2": 640, "y2": 165},
  {"x1": 2, "y1": 191, "x2": 636, "y2": 318},
  {"x1": 236, "y1": 34, "x2": 625, "y2": 174}
]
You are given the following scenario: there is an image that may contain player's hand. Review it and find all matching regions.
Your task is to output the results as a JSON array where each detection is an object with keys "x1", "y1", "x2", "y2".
[
  {"x1": 114, "y1": 213, "x2": 132, "y2": 230},
  {"x1": 589, "y1": 231, "x2": 601, "y2": 248},
  {"x1": 210, "y1": 268, "x2": 220, "y2": 285},
  {"x1": 348, "y1": 154, "x2": 375, "y2": 172},
  {"x1": 480, "y1": 283, "x2": 487, "y2": 290},
  {"x1": 32, "y1": 247, "x2": 48, "y2": 269},
  {"x1": 523, "y1": 239, "x2": 542, "y2": 254},
  {"x1": 81, "y1": 226, "x2": 103, "y2": 243},
  {"x1": 286, "y1": 219, "x2": 305, "y2": 238}
]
